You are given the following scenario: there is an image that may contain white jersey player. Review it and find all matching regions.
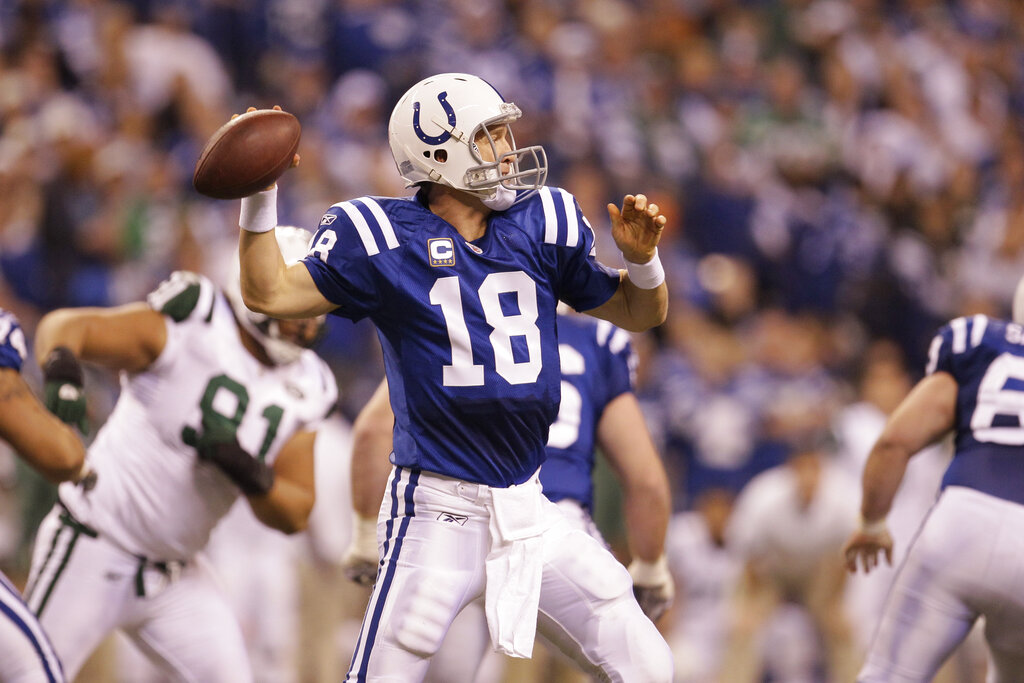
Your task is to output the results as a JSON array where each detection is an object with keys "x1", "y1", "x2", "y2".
[
  {"x1": 844, "y1": 277, "x2": 1024, "y2": 682},
  {"x1": 0, "y1": 308, "x2": 88, "y2": 683},
  {"x1": 24, "y1": 227, "x2": 337, "y2": 682}
]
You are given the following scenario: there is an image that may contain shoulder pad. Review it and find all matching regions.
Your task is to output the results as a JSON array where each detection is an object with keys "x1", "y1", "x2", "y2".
[{"x1": 147, "y1": 271, "x2": 215, "y2": 323}]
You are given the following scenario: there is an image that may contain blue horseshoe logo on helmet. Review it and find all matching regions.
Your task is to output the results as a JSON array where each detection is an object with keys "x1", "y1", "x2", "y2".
[{"x1": 413, "y1": 91, "x2": 456, "y2": 145}]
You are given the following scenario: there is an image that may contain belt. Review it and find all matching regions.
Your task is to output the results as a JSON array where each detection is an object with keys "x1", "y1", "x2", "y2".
[{"x1": 57, "y1": 502, "x2": 186, "y2": 597}]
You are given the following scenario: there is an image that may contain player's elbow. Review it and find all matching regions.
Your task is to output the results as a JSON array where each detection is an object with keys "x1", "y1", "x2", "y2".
[
  {"x1": 40, "y1": 435, "x2": 87, "y2": 484},
  {"x1": 239, "y1": 285, "x2": 277, "y2": 317},
  {"x1": 276, "y1": 515, "x2": 310, "y2": 535}
]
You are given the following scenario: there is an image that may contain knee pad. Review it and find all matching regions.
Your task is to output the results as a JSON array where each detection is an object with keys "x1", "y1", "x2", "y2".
[{"x1": 391, "y1": 575, "x2": 467, "y2": 658}]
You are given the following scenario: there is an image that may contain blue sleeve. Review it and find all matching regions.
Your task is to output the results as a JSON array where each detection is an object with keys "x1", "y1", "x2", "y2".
[
  {"x1": 602, "y1": 327, "x2": 634, "y2": 403},
  {"x1": 301, "y1": 201, "x2": 386, "y2": 321},
  {"x1": 0, "y1": 311, "x2": 27, "y2": 371},
  {"x1": 537, "y1": 188, "x2": 620, "y2": 312},
  {"x1": 925, "y1": 322, "x2": 955, "y2": 377},
  {"x1": 925, "y1": 315, "x2": 997, "y2": 380}
]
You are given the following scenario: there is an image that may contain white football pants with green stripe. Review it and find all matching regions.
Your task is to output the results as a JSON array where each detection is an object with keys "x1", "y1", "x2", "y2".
[{"x1": 25, "y1": 505, "x2": 252, "y2": 682}]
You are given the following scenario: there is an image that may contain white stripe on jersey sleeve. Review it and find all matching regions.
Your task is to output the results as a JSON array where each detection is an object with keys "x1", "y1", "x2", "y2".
[
  {"x1": 950, "y1": 317, "x2": 968, "y2": 353},
  {"x1": 337, "y1": 201, "x2": 380, "y2": 256},
  {"x1": 971, "y1": 314, "x2": 988, "y2": 348},
  {"x1": 356, "y1": 198, "x2": 400, "y2": 250},
  {"x1": 608, "y1": 327, "x2": 631, "y2": 354},
  {"x1": 540, "y1": 187, "x2": 559, "y2": 245},
  {"x1": 557, "y1": 188, "x2": 580, "y2": 247},
  {"x1": 582, "y1": 215, "x2": 597, "y2": 257},
  {"x1": 925, "y1": 334, "x2": 943, "y2": 376},
  {"x1": 596, "y1": 319, "x2": 613, "y2": 347}
]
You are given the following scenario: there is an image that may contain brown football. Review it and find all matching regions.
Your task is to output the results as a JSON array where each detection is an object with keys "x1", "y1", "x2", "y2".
[{"x1": 193, "y1": 109, "x2": 301, "y2": 200}]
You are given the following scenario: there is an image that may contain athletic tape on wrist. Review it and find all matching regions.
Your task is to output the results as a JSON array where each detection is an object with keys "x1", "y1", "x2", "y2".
[
  {"x1": 239, "y1": 186, "x2": 278, "y2": 233},
  {"x1": 859, "y1": 515, "x2": 888, "y2": 535},
  {"x1": 629, "y1": 554, "x2": 671, "y2": 583},
  {"x1": 624, "y1": 248, "x2": 665, "y2": 290}
]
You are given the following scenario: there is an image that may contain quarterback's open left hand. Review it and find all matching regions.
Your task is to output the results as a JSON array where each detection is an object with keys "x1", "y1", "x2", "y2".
[
  {"x1": 607, "y1": 194, "x2": 667, "y2": 265},
  {"x1": 629, "y1": 555, "x2": 674, "y2": 622}
]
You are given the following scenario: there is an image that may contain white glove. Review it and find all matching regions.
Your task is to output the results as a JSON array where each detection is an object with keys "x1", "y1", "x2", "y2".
[
  {"x1": 342, "y1": 515, "x2": 380, "y2": 586},
  {"x1": 628, "y1": 555, "x2": 674, "y2": 622}
]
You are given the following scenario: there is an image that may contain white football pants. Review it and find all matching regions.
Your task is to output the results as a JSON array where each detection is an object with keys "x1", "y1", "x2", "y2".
[
  {"x1": 345, "y1": 466, "x2": 672, "y2": 683},
  {"x1": 0, "y1": 571, "x2": 64, "y2": 682},
  {"x1": 860, "y1": 486, "x2": 1024, "y2": 683},
  {"x1": 25, "y1": 506, "x2": 252, "y2": 682}
]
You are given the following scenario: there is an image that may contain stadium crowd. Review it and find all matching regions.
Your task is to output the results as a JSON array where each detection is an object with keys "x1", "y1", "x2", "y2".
[{"x1": 0, "y1": 0, "x2": 1019, "y2": 680}]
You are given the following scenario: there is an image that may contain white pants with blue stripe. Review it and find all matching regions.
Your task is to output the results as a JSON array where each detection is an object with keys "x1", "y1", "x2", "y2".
[
  {"x1": 0, "y1": 571, "x2": 64, "y2": 682},
  {"x1": 346, "y1": 466, "x2": 672, "y2": 683},
  {"x1": 860, "y1": 486, "x2": 1024, "y2": 683}
]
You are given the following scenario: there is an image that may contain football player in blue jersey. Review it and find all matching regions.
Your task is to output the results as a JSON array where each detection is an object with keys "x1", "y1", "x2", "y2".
[
  {"x1": 234, "y1": 73, "x2": 672, "y2": 681},
  {"x1": 0, "y1": 309, "x2": 88, "y2": 683},
  {"x1": 343, "y1": 312, "x2": 674, "y2": 681},
  {"x1": 843, "y1": 278, "x2": 1024, "y2": 682}
]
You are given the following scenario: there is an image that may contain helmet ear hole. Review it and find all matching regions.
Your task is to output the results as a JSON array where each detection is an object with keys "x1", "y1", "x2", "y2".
[{"x1": 433, "y1": 149, "x2": 448, "y2": 163}]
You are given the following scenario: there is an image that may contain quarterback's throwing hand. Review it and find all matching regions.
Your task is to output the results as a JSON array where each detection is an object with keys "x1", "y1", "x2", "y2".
[{"x1": 607, "y1": 194, "x2": 667, "y2": 265}]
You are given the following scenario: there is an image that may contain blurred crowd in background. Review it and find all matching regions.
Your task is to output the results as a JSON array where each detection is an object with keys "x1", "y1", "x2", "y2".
[{"x1": 0, "y1": 0, "x2": 1019, "y2": 680}]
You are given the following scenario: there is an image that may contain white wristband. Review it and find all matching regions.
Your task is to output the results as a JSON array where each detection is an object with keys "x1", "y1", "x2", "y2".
[
  {"x1": 351, "y1": 515, "x2": 379, "y2": 556},
  {"x1": 624, "y1": 248, "x2": 665, "y2": 290},
  {"x1": 628, "y1": 554, "x2": 671, "y2": 585},
  {"x1": 239, "y1": 186, "x2": 278, "y2": 233},
  {"x1": 859, "y1": 515, "x2": 888, "y2": 535}
]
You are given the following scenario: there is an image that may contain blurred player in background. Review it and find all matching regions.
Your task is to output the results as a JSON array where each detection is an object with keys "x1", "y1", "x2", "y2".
[
  {"x1": 234, "y1": 72, "x2": 672, "y2": 681},
  {"x1": 664, "y1": 488, "x2": 741, "y2": 683},
  {"x1": 24, "y1": 227, "x2": 337, "y2": 682},
  {"x1": 343, "y1": 311, "x2": 674, "y2": 681},
  {"x1": 844, "y1": 276, "x2": 1024, "y2": 681},
  {"x1": 0, "y1": 309, "x2": 87, "y2": 682},
  {"x1": 720, "y1": 433, "x2": 860, "y2": 683}
]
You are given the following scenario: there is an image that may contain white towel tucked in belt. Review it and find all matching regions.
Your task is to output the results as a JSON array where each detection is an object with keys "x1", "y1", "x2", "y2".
[{"x1": 484, "y1": 472, "x2": 549, "y2": 658}]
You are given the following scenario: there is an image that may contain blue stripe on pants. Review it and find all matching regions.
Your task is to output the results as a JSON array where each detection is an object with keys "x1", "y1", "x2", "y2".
[
  {"x1": 352, "y1": 468, "x2": 420, "y2": 682},
  {"x1": 0, "y1": 580, "x2": 62, "y2": 683}
]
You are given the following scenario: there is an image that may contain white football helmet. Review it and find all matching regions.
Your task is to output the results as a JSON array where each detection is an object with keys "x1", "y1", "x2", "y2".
[
  {"x1": 226, "y1": 226, "x2": 326, "y2": 365},
  {"x1": 388, "y1": 73, "x2": 547, "y2": 207}
]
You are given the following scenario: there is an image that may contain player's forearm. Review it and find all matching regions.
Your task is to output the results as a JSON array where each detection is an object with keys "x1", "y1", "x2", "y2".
[
  {"x1": 238, "y1": 229, "x2": 290, "y2": 315},
  {"x1": 622, "y1": 476, "x2": 671, "y2": 562},
  {"x1": 247, "y1": 477, "x2": 315, "y2": 534},
  {"x1": 0, "y1": 372, "x2": 86, "y2": 483},
  {"x1": 34, "y1": 309, "x2": 90, "y2": 364},
  {"x1": 617, "y1": 277, "x2": 668, "y2": 332},
  {"x1": 859, "y1": 439, "x2": 912, "y2": 523},
  {"x1": 351, "y1": 380, "x2": 395, "y2": 518}
]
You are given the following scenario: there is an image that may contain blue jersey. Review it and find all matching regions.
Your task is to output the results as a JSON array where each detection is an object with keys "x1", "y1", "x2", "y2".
[
  {"x1": 303, "y1": 188, "x2": 620, "y2": 486},
  {"x1": 0, "y1": 310, "x2": 27, "y2": 371},
  {"x1": 541, "y1": 314, "x2": 634, "y2": 510},
  {"x1": 927, "y1": 314, "x2": 1024, "y2": 506}
]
